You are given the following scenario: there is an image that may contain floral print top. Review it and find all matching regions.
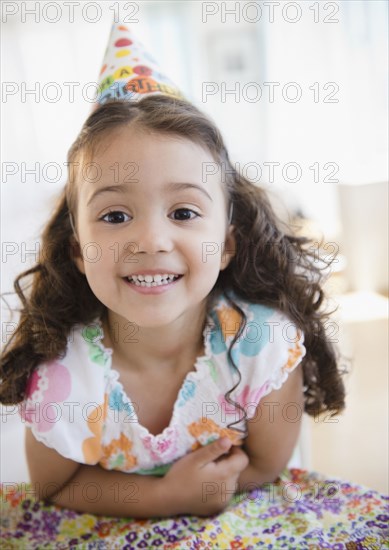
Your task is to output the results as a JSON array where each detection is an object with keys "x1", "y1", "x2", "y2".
[{"x1": 20, "y1": 291, "x2": 306, "y2": 476}]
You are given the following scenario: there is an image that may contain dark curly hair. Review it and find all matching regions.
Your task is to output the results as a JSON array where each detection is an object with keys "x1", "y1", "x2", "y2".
[{"x1": 0, "y1": 95, "x2": 346, "y2": 438}]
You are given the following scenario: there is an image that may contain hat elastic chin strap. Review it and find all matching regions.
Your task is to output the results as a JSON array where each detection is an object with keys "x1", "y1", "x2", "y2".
[
  {"x1": 69, "y1": 213, "x2": 79, "y2": 242},
  {"x1": 228, "y1": 203, "x2": 234, "y2": 224}
]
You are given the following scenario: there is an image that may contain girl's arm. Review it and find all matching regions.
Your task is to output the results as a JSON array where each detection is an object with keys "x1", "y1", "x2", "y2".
[
  {"x1": 26, "y1": 424, "x2": 250, "y2": 518},
  {"x1": 25, "y1": 427, "x2": 81, "y2": 501},
  {"x1": 25, "y1": 427, "x2": 171, "y2": 518},
  {"x1": 236, "y1": 364, "x2": 305, "y2": 493},
  {"x1": 50, "y1": 463, "x2": 171, "y2": 518}
]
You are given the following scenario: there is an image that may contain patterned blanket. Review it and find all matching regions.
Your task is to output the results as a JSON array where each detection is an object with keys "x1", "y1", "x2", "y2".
[{"x1": 1, "y1": 468, "x2": 388, "y2": 549}]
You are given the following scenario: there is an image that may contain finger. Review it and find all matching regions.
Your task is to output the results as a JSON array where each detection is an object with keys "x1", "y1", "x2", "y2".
[
  {"x1": 197, "y1": 437, "x2": 232, "y2": 468},
  {"x1": 216, "y1": 446, "x2": 250, "y2": 473},
  {"x1": 216, "y1": 445, "x2": 248, "y2": 461}
]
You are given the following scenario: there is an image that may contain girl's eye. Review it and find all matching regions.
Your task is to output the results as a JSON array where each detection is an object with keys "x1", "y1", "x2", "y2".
[
  {"x1": 170, "y1": 208, "x2": 199, "y2": 221},
  {"x1": 101, "y1": 211, "x2": 131, "y2": 224}
]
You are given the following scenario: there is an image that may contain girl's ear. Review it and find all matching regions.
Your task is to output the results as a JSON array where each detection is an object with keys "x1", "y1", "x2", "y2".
[{"x1": 220, "y1": 224, "x2": 236, "y2": 271}]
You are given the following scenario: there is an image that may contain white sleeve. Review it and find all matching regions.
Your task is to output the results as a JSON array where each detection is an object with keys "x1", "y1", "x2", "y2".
[
  {"x1": 235, "y1": 308, "x2": 306, "y2": 420},
  {"x1": 19, "y1": 328, "x2": 108, "y2": 464}
]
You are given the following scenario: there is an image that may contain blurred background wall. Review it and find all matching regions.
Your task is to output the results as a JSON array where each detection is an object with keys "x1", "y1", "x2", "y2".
[{"x1": 1, "y1": 1, "x2": 388, "y2": 493}]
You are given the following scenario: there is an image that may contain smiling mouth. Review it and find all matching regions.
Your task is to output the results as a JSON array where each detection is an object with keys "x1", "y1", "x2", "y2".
[{"x1": 125, "y1": 274, "x2": 183, "y2": 287}]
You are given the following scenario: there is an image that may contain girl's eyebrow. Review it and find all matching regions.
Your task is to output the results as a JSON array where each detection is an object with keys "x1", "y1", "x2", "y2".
[
  {"x1": 87, "y1": 182, "x2": 213, "y2": 206},
  {"x1": 87, "y1": 184, "x2": 128, "y2": 207},
  {"x1": 167, "y1": 182, "x2": 213, "y2": 202}
]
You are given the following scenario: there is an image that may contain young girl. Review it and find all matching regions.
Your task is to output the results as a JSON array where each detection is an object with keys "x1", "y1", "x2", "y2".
[{"x1": 0, "y1": 94, "x2": 345, "y2": 519}]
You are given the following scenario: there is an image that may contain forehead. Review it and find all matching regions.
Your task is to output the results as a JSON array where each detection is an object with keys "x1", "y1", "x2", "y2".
[
  {"x1": 92, "y1": 126, "x2": 214, "y2": 169},
  {"x1": 78, "y1": 126, "x2": 225, "y2": 199}
]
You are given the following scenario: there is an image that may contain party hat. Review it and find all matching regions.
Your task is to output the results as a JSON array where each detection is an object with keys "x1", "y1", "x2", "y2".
[{"x1": 95, "y1": 22, "x2": 185, "y2": 107}]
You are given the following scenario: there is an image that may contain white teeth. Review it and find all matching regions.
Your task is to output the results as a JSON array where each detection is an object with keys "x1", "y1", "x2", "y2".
[{"x1": 127, "y1": 273, "x2": 181, "y2": 286}]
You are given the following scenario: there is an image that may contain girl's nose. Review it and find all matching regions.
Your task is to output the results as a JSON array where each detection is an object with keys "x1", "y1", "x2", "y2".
[{"x1": 132, "y1": 216, "x2": 174, "y2": 255}]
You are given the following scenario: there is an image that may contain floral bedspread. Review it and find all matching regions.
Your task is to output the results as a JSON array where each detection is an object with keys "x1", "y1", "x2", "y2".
[{"x1": 1, "y1": 468, "x2": 388, "y2": 549}]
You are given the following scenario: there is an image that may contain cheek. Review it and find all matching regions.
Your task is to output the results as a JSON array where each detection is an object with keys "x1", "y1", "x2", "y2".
[
  {"x1": 81, "y1": 249, "x2": 115, "y2": 287},
  {"x1": 192, "y1": 232, "x2": 227, "y2": 267},
  {"x1": 82, "y1": 243, "x2": 105, "y2": 268},
  {"x1": 78, "y1": 221, "x2": 103, "y2": 245},
  {"x1": 78, "y1": 221, "x2": 114, "y2": 258}
]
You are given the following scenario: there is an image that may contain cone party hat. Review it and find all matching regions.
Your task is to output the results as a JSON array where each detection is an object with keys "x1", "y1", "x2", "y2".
[{"x1": 95, "y1": 22, "x2": 185, "y2": 107}]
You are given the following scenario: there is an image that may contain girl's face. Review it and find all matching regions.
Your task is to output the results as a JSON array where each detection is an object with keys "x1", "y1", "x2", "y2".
[{"x1": 73, "y1": 125, "x2": 235, "y2": 328}]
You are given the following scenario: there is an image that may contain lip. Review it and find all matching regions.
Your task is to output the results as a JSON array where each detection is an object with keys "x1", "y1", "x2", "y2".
[
  {"x1": 123, "y1": 275, "x2": 182, "y2": 295},
  {"x1": 126, "y1": 269, "x2": 183, "y2": 277}
]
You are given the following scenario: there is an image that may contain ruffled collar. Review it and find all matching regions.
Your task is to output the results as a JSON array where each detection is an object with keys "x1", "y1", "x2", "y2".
[{"x1": 85, "y1": 295, "x2": 227, "y2": 442}]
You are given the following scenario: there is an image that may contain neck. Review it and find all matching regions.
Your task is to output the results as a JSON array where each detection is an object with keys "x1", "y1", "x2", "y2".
[{"x1": 102, "y1": 303, "x2": 208, "y2": 374}]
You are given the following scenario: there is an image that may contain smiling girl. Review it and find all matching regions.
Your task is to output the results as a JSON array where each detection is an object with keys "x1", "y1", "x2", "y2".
[{"x1": 0, "y1": 94, "x2": 345, "y2": 519}]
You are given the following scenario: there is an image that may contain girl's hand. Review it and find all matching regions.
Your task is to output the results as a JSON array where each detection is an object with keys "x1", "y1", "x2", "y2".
[{"x1": 161, "y1": 437, "x2": 249, "y2": 517}]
